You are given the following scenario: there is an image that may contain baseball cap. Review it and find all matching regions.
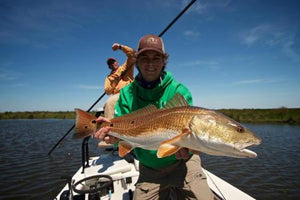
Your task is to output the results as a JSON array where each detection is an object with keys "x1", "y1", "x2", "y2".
[
  {"x1": 106, "y1": 57, "x2": 116, "y2": 66},
  {"x1": 136, "y1": 34, "x2": 165, "y2": 56}
]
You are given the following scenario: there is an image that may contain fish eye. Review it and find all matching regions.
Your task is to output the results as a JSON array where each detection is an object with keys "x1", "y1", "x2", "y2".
[
  {"x1": 236, "y1": 126, "x2": 244, "y2": 133},
  {"x1": 228, "y1": 122, "x2": 244, "y2": 133}
]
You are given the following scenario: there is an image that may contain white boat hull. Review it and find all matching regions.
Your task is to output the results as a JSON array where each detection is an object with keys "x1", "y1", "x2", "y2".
[{"x1": 56, "y1": 154, "x2": 255, "y2": 200}]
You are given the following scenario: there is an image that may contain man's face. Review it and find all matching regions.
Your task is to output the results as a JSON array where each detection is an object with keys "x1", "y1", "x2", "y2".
[
  {"x1": 110, "y1": 61, "x2": 119, "y2": 71},
  {"x1": 136, "y1": 50, "x2": 164, "y2": 82}
]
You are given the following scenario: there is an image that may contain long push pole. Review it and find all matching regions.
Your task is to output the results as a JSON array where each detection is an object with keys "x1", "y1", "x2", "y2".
[
  {"x1": 48, "y1": 0, "x2": 197, "y2": 155},
  {"x1": 48, "y1": 92, "x2": 105, "y2": 155},
  {"x1": 158, "y1": 0, "x2": 196, "y2": 37}
]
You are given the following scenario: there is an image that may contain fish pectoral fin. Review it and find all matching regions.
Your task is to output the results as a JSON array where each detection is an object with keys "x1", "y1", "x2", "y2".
[
  {"x1": 157, "y1": 144, "x2": 181, "y2": 158},
  {"x1": 118, "y1": 141, "x2": 134, "y2": 158},
  {"x1": 157, "y1": 128, "x2": 191, "y2": 158},
  {"x1": 161, "y1": 128, "x2": 191, "y2": 145}
]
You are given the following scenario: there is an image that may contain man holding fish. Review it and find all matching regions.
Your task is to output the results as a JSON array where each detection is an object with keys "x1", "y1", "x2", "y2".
[
  {"x1": 75, "y1": 34, "x2": 261, "y2": 199},
  {"x1": 94, "y1": 34, "x2": 215, "y2": 200}
]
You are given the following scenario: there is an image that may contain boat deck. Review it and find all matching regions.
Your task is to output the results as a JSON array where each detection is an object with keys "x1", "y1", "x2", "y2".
[{"x1": 56, "y1": 155, "x2": 255, "y2": 200}]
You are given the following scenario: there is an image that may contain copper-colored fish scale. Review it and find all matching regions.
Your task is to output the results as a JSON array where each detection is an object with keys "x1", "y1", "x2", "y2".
[{"x1": 98, "y1": 106, "x2": 210, "y2": 137}]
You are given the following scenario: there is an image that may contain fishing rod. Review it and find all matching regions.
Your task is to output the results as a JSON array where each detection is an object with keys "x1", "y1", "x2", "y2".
[{"x1": 48, "y1": 0, "x2": 197, "y2": 155}]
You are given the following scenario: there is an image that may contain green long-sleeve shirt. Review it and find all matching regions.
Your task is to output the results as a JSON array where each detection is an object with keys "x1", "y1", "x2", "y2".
[{"x1": 115, "y1": 71, "x2": 193, "y2": 169}]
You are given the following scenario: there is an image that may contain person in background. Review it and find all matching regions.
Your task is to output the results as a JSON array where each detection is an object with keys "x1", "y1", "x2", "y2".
[
  {"x1": 103, "y1": 43, "x2": 135, "y2": 119},
  {"x1": 95, "y1": 34, "x2": 214, "y2": 200}
]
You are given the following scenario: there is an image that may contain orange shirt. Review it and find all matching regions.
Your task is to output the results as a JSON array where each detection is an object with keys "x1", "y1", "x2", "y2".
[{"x1": 104, "y1": 45, "x2": 135, "y2": 95}]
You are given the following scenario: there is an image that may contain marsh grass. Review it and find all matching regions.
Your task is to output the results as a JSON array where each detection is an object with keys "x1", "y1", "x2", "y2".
[
  {"x1": 219, "y1": 108, "x2": 300, "y2": 124},
  {"x1": 1, "y1": 109, "x2": 299, "y2": 124},
  {"x1": 0, "y1": 111, "x2": 97, "y2": 120}
]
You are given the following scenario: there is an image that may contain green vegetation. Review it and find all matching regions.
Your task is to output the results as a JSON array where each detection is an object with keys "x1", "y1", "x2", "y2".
[
  {"x1": 0, "y1": 111, "x2": 97, "y2": 120},
  {"x1": 218, "y1": 108, "x2": 300, "y2": 124},
  {"x1": 0, "y1": 108, "x2": 299, "y2": 124}
]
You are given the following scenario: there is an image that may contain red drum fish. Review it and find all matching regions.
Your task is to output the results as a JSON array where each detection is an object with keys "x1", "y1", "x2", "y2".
[{"x1": 74, "y1": 94, "x2": 261, "y2": 159}]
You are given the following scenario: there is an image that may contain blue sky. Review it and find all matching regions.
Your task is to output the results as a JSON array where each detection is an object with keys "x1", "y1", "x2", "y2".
[{"x1": 1, "y1": 0, "x2": 299, "y2": 112}]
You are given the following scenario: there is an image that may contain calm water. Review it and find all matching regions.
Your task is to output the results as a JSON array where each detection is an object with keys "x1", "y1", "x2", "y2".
[{"x1": 0, "y1": 119, "x2": 299, "y2": 200}]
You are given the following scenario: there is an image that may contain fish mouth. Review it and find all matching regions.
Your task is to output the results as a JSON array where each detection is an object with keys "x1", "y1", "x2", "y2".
[
  {"x1": 238, "y1": 148, "x2": 257, "y2": 158},
  {"x1": 235, "y1": 142, "x2": 261, "y2": 158}
]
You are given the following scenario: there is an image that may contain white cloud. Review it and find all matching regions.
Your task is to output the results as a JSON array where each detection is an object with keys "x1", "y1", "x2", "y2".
[
  {"x1": 282, "y1": 35, "x2": 300, "y2": 62},
  {"x1": 183, "y1": 0, "x2": 232, "y2": 15},
  {"x1": 0, "y1": 1, "x2": 95, "y2": 47},
  {"x1": 0, "y1": 68, "x2": 22, "y2": 81},
  {"x1": 233, "y1": 78, "x2": 283, "y2": 85},
  {"x1": 78, "y1": 84, "x2": 102, "y2": 90},
  {"x1": 184, "y1": 30, "x2": 200, "y2": 38},
  {"x1": 189, "y1": 1, "x2": 207, "y2": 14},
  {"x1": 182, "y1": 60, "x2": 219, "y2": 66},
  {"x1": 9, "y1": 83, "x2": 27, "y2": 87},
  {"x1": 241, "y1": 24, "x2": 272, "y2": 46},
  {"x1": 240, "y1": 24, "x2": 300, "y2": 61},
  {"x1": 180, "y1": 60, "x2": 220, "y2": 72},
  {"x1": 234, "y1": 79, "x2": 263, "y2": 85}
]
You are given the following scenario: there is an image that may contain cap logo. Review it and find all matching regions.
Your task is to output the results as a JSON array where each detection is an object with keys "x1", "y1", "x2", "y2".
[
  {"x1": 146, "y1": 37, "x2": 159, "y2": 45},
  {"x1": 137, "y1": 34, "x2": 165, "y2": 55}
]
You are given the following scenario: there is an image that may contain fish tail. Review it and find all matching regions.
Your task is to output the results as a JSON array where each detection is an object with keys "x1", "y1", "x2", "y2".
[{"x1": 73, "y1": 109, "x2": 97, "y2": 139}]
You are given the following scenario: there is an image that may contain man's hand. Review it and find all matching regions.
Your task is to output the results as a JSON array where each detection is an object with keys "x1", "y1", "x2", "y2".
[
  {"x1": 175, "y1": 148, "x2": 201, "y2": 160},
  {"x1": 93, "y1": 116, "x2": 120, "y2": 144},
  {"x1": 112, "y1": 43, "x2": 121, "y2": 51}
]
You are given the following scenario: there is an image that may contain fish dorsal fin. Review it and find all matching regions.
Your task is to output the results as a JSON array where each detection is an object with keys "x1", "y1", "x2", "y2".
[
  {"x1": 163, "y1": 93, "x2": 190, "y2": 109},
  {"x1": 121, "y1": 104, "x2": 158, "y2": 118}
]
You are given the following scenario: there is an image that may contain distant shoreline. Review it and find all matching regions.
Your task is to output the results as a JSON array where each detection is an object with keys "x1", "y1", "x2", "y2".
[
  {"x1": 0, "y1": 111, "x2": 97, "y2": 120},
  {"x1": 218, "y1": 108, "x2": 300, "y2": 124},
  {"x1": 1, "y1": 108, "x2": 299, "y2": 124}
]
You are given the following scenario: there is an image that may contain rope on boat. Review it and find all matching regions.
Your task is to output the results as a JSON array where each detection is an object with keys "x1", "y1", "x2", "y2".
[{"x1": 206, "y1": 171, "x2": 227, "y2": 200}]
